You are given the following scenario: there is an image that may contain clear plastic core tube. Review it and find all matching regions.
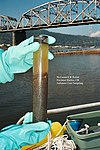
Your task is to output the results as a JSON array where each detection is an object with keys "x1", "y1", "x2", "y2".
[{"x1": 33, "y1": 35, "x2": 48, "y2": 122}]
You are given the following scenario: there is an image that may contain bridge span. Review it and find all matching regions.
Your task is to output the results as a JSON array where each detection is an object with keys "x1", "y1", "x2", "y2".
[{"x1": 0, "y1": 0, "x2": 100, "y2": 45}]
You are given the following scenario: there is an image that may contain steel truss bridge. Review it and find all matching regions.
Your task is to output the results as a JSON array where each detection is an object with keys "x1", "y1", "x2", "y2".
[{"x1": 0, "y1": 0, "x2": 100, "y2": 32}]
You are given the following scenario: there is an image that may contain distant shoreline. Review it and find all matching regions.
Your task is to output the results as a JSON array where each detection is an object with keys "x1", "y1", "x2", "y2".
[{"x1": 53, "y1": 49, "x2": 100, "y2": 55}]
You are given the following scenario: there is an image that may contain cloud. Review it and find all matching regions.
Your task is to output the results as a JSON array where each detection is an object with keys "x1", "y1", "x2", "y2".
[{"x1": 90, "y1": 31, "x2": 100, "y2": 37}]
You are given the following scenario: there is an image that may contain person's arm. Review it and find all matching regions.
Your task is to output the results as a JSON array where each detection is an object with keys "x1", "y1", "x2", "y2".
[{"x1": 0, "y1": 36, "x2": 55, "y2": 83}]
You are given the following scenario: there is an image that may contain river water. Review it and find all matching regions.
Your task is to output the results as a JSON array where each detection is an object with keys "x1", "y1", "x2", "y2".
[{"x1": 0, "y1": 54, "x2": 100, "y2": 129}]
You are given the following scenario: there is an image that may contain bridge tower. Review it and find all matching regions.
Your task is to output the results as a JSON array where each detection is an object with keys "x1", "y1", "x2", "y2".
[{"x1": 12, "y1": 30, "x2": 26, "y2": 46}]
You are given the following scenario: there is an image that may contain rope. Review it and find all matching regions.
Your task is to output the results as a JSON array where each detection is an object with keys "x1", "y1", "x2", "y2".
[
  {"x1": 32, "y1": 120, "x2": 76, "y2": 150},
  {"x1": 49, "y1": 135, "x2": 76, "y2": 150},
  {"x1": 16, "y1": 115, "x2": 25, "y2": 125},
  {"x1": 33, "y1": 134, "x2": 76, "y2": 150}
]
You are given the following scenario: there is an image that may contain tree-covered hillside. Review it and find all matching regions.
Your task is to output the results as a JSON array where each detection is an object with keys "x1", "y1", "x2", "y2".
[{"x1": 0, "y1": 30, "x2": 100, "y2": 48}]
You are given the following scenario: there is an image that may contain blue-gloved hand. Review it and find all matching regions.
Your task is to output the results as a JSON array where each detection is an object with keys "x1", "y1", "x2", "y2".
[
  {"x1": 0, "y1": 120, "x2": 51, "y2": 150},
  {"x1": 0, "y1": 35, "x2": 56, "y2": 83}
]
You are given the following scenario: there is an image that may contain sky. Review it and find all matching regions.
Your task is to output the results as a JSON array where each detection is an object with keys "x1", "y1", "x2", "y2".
[{"x1": 0, "y1": 0, "x2": 100, "y2": 37}]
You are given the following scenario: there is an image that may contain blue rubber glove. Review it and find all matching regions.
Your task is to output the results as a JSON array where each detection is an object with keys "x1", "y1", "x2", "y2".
[
  {"x1": 23, "y1": 112, "x2": 33, "y2": 124},
  {"x1": 0, "y1": 120, "x2": 51, "y2": 150},
  {"x1": 0, "y1": 48, "x2": 4, "y2": 55},
  {"x1": 0, "y1": 35, "x2": 56, "y2": 83}
]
